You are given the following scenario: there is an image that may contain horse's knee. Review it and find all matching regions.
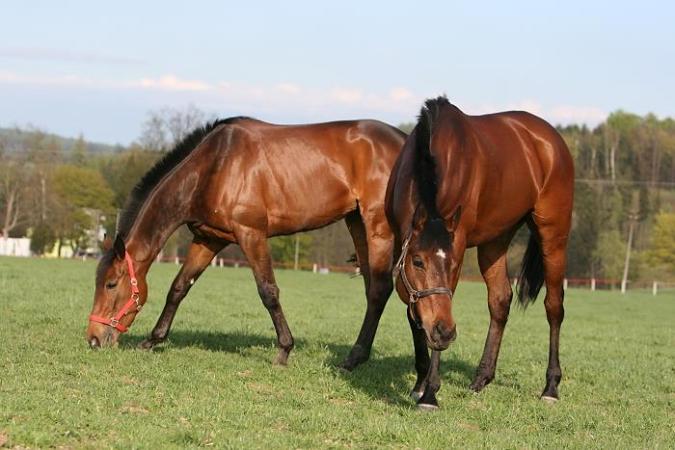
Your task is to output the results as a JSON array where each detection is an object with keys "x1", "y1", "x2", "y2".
[
  {"x1": 367, "y1": 275, "x2": 393, "y2": 309},
  {"x1": 257, "y1": 282, "x2": 280, "y2": 310},
  {"x1": 168, "y1": 277, "x2": 193, "y2": 302},
  {"x1": 544, "y1": 293, "x2": 565, "y2": 324},
  {"x1": 488, "y1": 288, "x2": 512, "y2": 326}
]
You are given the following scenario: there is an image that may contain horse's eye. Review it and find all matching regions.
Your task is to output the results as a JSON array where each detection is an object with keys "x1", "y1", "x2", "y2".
[
  {"x1": 105, "y1": 281, "x2": 118, "y2": 290},
  {"x1": 412, "y1": 256, "x2": 424, "y2": 269}
]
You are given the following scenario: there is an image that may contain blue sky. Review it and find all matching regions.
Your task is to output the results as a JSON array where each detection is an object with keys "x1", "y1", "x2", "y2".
[{"x1": 1, "y1": 1, "x2": 673, "y2": 145}]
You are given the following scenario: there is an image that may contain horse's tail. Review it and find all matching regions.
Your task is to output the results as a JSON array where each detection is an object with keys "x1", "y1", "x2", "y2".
[{"x1": 516, "y1": 232, "x2": 545, "y2": 307}]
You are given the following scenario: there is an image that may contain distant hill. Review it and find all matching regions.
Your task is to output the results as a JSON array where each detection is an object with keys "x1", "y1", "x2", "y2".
[{"x1": 0, "y1": 126, "x2": 125, "y2": 155}]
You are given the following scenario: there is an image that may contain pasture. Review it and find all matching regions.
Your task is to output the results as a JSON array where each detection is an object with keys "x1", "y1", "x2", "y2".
[{"x1": 0, "y1": 256, "x2": 673, "y2": 449}]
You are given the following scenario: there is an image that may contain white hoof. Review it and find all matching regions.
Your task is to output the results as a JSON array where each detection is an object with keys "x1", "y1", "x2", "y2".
[
  {"x1": 410, "y1": 390, "x2": 424, "y2": 402},
  {"x1": 541, "y1": 395, "x2": 558, "y2": 404},
  {"x1": 417, "y1": 403, "x2": 439, "y2": 412}
]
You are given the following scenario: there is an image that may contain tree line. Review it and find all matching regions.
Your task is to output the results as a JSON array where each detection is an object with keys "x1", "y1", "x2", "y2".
[{"x1": 1, "y1": 107, "x2": 674, "y2": 282}]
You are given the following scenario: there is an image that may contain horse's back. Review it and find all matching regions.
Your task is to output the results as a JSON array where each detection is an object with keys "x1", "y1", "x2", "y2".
[{"x1": 198, "y1": 119, "x2": 404, "y2": 235}]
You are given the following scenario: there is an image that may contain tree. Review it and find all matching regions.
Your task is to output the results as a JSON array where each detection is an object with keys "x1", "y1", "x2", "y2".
[
  {"x1": 270, "y1": 233, "x2": 313, "y2": 266},
  {"x1": 139, "y1": 105, "x2": 208, "y2": 152},
  {"x1": 592, "y1": 229, "x2": 625, "y2": 281},
  {"x1": 71, "y1": 133, "x2": 88, "y2": 165},
  {"x1": 647, "y1": 212, "x2": 675, "y2": 272},
  {"x1": 51, "y1": 165, "x2": 114, "y2": 255},
  {"x1": 0, "y1": 143, "x2": 28, "y2": 238}
]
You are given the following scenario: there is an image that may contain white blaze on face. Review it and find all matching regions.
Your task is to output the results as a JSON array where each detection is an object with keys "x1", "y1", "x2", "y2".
[{"x1": 435, "y1": 249, "x2": 447, "y2": 260}]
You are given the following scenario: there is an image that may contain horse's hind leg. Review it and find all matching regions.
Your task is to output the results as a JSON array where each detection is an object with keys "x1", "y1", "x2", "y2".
[
  {"x1": 139, "y1": 238, "x2": 225, "y2": 350},
  {"x1": 340, "y1": 209, "x2": 393, "y2": 371},
  {"x1": 532, "y1": 212, "x2": 570, "y2": 401},
  {"x1": 470, "y1": 233, "x2": 514, "y2": 392},
  {"x1": 235, "y1": 226, "x2": 294, "y2": 366}
]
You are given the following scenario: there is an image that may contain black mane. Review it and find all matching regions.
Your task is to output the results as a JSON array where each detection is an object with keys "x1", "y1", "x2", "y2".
[
  {"x1": 116, "y1": 116, "x2": 250, "y2": 238},
  {"x1": 413, "y1": 95, "x2": 451, "y2": 218}
]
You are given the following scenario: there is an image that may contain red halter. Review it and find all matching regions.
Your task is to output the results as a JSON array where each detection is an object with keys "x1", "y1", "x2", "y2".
[{"x1": 89, "y1": 251, "x2": 142, "y2": 333}]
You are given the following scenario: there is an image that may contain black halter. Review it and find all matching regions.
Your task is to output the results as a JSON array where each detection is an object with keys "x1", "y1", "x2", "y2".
[{"x1": 393, "y1": 229, "x2": 454, "y2": 328}]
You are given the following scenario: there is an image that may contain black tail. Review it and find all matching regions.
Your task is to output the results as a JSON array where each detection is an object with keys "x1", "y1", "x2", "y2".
[{"x1": 516, "y1": 233, "x2": 545, "y2": 307}]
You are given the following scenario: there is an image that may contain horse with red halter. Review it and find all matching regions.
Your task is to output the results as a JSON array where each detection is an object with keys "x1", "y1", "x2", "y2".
[
  {"x1": 386, "y1": 96, "x2": 574, "y2": 409},
  {"x1": 88, "y1": 117, "x2": 405, "y2": 370}
]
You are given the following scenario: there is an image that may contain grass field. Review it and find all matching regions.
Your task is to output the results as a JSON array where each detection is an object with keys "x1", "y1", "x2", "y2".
[{"x1": 0, "y1": 256, "x2": 673, "y2": 449}]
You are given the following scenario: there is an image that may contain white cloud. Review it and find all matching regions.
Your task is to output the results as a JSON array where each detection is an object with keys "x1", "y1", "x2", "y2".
[
  {"x1": 0, "y1": 69, "x2": 608, "y2": 126},
  {"x1": 275, "y1": 82, "x2": 301, "y2": 95},
  {"x1": 133, "y1": 75, "x2": 211, "y2": 92},
  {"x1": 329, "y1": 87, "x2": 363, "y2": 104},
  {"x1": 0, "y1": 47, "x2": 143, "y2": 65},
  {"x1": 389, "y1": 87, "x2": 414, "y2": 102},
  {"x1": 548, "y1": 105, "x2": 607, "y2": 125}
]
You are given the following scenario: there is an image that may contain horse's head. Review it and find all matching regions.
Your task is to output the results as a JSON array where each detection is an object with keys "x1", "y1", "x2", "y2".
[
  {"x1": 395, "y1": 206, "x2": 462, "y2": 351},
  {"x1": 87, "y1": 235, "x2": 147, "y2": 348}
]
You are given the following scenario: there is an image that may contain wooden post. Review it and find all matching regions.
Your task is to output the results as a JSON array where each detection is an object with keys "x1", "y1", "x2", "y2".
[
  {"x1": 294, "y1": 235, "x2": 300, "y2": 271},
  {"x1": 591, "y1": 278, "x2": 596, "y2": 291},
  {"x1": 652, "y1": 281, "x2": 658, "y2": 296},
  {"x1": 563, "y1": 278, "x2": 568, "y2": 290}
]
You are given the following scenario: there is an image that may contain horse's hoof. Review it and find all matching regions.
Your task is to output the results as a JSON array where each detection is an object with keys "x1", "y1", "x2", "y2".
[
  {"x1": 410, "y1": 390, "x2": 424, "y2": 402},
  {"x1": 541, "y1": 395, "x2": 558, "y2": 404},
  {"x1": 338, "y1": 360, "x2": 356, "y2": 373},
  {"x1": 138, "y1": 339, "x2": 157, "y2": 350},
  {"x1": 417, "y1": 403, "x2": 439, "y2": 412},
  {"x1": 272, "y1": 351, "x2": 290, "y2": 367}
]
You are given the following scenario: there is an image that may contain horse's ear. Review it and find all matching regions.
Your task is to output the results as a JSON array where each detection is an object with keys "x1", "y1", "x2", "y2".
[
  {"x1": 102, "y1": 234, "x2": 113, "y2": 252},
  {"x1": 448, "y1": 205, "x2": 462, "y2": 231},
  {"x1": 113, "y1": 235, "x2": 126, "y2": 260}
]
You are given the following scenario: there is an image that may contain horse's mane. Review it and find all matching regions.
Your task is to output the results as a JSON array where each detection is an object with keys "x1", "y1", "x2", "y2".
[
  {"x1": 413, "y1": 95, "x2": 451, "y2": 218},
  {"x1": 116, "y1": 116, "x2": 251, "y2": 238}
]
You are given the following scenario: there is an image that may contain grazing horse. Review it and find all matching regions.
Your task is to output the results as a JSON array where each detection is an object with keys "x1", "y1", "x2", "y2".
[
  {"x1": 386, "y1": 97, "x2": 574, "y2": 409},
  {"x1": 88, "y1": 117, "x2": 406, "y2": 370}
]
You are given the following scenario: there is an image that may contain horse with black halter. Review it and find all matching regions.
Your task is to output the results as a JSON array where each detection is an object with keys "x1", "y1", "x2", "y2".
[
  {"x1": 386, "y1": 97, "x2": 574, "y2": 409},
  {"x1": 88, "y1": 117, "x2": 405, "y2": 370}
]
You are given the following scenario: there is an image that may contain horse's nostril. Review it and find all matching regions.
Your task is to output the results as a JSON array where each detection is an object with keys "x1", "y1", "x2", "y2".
[
  {"x1": 89, "y1": 336, "x2": 100, "y2": 349},
  {"x1": 432, "y1": 322, "x2": 456, "y2": 343}
]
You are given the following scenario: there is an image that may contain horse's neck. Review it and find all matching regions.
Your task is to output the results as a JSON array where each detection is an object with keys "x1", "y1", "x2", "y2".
[{"x1": 125, "y1": 175, "x2": 194, "y2": 267}]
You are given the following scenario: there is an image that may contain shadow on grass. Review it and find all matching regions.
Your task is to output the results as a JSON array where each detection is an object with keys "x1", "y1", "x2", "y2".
[
  {"x1": 322, "y1": 343, "x2": 476, "y2": 407},
  {"x1": 120, "y1": 329, "x2": 308, "y2": 354},
  {"x1": 120, "y1": 330, "x2": 476, "y2": 406}
]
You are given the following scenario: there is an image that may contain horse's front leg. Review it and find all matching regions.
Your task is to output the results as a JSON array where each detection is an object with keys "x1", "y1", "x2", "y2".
[
  {"x1": 236, "y1": 226, "x2": 294, "y2": 366},
  {"x1": 417, "y1": 350, "x2": 442, "y2": 411},
  {"x1": 139, "y1": 238, "x2": 225, "y2": 349},
  {"x1": 408, "y1": 313, "x2": 431, "y2": 401}
]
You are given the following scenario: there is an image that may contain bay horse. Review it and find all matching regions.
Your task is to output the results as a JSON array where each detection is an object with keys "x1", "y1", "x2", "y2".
[
  {"x1": 88, "y1": 117, "x2": 406, "y2": 370},
  {"x1": 386, "y1": 97, "x2": 574, "y2": 409}
]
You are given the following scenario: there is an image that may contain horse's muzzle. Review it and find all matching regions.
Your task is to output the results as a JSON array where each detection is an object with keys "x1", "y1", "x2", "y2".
[{"x1": 428, "y1": 322, "x2": 457, "y2": 351}]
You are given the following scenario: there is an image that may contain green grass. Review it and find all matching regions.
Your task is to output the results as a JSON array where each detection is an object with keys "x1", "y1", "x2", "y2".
[{"x1": 0, "y1": 256, "x2": 673, "y2": 449}]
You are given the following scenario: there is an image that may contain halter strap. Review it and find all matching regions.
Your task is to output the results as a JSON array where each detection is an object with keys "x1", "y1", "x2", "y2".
[
  {"x1": 89, "y1": 251, "x2": 142, "y2": 333},
  {"x1": 394, "y1": 229, "x2": 453, "y2": 327}
]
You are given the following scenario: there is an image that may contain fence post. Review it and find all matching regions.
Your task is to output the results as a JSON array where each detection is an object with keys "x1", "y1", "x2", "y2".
[
  {"x1": 653, "y1": 281, "x2": 658, "y2": 296},
  {"x1": 175, "y1": 256, "x2": 179, "y2": 265},
  {"x1": 219, "y1": 258, "x2": 224, "y2": 268},
  {"x1": 313, "y1": 263, "x2": 318, "y2": 274},
  {"x1": 563, "y1": 278, "x2": 568, "y2": 290},
  {"x1": 591, "y1": 278, "x2": 596, "y2": 291},
  {"x1": 621, "y1": 279, "x2": 627, "y2": 294}
]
